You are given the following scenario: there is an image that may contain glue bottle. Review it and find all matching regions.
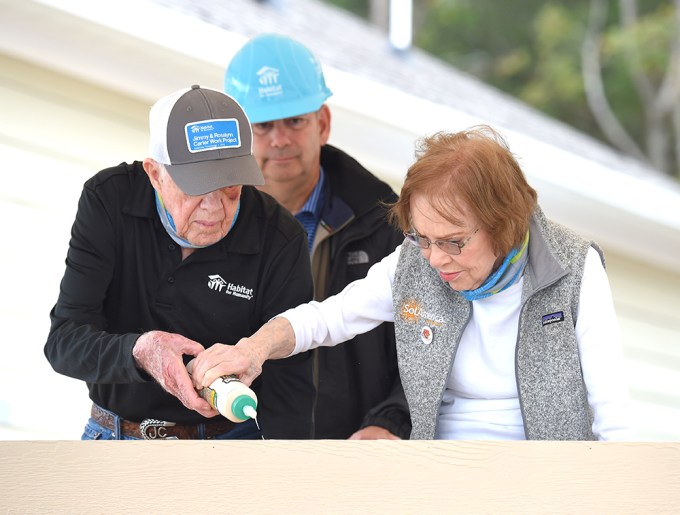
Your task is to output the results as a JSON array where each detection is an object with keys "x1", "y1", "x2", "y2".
[
  {"x1": 186, "y1": 360, "x2": 258, "y2": 423},
  {"x1": 201, "y1": 375, "x2": 258, "y2": 423}
]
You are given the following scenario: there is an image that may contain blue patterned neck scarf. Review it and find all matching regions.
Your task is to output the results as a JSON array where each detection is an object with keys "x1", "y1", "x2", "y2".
[
  {"x1": 459, "y1": 231, "x2": 530, "y2": 301},
  {"x1": 154, "y1": 191, "x2": 240, "y2": 249}
]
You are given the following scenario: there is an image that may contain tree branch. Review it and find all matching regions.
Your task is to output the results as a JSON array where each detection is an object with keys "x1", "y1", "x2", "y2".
[
  {"x1": 655, "y1": 0, "x2": 680, "y2": 113},
  {"x1": 618, "y1": 0, "x2": 655, "y2": 103},
  {"x1": 582, "y1": 0, "x2": 647, "y2": 160}
]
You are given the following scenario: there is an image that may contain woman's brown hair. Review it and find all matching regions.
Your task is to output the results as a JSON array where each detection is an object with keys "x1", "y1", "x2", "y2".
[{"x1": 390, "y1": 125, "x2": 537, "y2": 256}]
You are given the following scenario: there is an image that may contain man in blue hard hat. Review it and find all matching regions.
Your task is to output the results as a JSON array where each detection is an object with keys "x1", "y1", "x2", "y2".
[{"x1": 224, "y1": 33, "x2": 411, "y2": 439}]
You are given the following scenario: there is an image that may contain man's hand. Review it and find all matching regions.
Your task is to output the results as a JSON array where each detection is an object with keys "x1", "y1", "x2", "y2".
[
  {"x1": 348, "y1": 425, "x2": 401, "y2": 440},
  {"x1": 132, "y1": 330, "x2": 217, "y2": 418}
]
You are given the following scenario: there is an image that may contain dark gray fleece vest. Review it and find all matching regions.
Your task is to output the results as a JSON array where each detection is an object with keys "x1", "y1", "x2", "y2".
[{"x1": 392, "y1": 207, "x2": 599, "y2": 440}]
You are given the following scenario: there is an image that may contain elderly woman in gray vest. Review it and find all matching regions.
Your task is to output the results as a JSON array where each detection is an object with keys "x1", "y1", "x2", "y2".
[{"x1": 192, "y1": 125, "x2": 632, "y2": 440}]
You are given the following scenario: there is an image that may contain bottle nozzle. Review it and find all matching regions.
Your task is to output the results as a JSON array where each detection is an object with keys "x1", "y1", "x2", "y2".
[
  {"x1": 242, "y1": 404, "x2": 258, "y2": 420},
  {"x1": 232, "y1": 394, "x2": 258, "y2": 421}
]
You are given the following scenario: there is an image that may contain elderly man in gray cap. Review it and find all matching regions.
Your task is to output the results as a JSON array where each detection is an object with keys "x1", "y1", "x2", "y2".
[{"x1": 45, "y1": 85, "x2": 314, "y2": 440}]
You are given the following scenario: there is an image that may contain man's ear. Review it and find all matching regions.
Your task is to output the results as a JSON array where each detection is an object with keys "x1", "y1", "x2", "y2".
[
  {"x1": 318, "y1": 104, "x2": 331, "y2": 146},
  {"x1": 142, "y1": 158, "x2": 162, "y2": 190}
]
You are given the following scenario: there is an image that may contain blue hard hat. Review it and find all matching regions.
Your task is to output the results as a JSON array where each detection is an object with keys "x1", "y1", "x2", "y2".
[{"x1": 225, "y1": 33, "x2": 333, "y2": 123}]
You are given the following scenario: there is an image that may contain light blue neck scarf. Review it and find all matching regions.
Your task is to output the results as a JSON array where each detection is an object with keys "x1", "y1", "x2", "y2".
[
  {"x1": 460, "y1": 231, "x2": 530, "y2": 301},
  {"x1": 154, "y1": 191, "x2": 240, "y2": 249}
]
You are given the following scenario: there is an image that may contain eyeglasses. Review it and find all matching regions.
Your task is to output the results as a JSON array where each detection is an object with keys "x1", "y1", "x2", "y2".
[
  {"x1": 403, "y1": 228, "x2": 479, "y2": 255},
  {"x1": 251, "y1": 115, "x2": 313, "y2": 136}
]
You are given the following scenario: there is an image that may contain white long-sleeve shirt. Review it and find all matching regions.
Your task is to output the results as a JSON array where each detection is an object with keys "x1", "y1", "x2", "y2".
[{"x1": 282, "y1": 245, "x2": 633, "y2": 440}]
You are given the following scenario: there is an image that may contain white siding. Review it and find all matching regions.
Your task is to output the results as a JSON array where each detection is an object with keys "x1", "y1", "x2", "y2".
[{"x1": 0, "y1": 55, "x2": 147, "y2": 438}]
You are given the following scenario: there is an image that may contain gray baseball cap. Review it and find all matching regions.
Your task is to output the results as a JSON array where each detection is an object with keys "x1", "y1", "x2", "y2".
[{"x1": 149, "y1": 85, "x2": 264, "y2": 195}]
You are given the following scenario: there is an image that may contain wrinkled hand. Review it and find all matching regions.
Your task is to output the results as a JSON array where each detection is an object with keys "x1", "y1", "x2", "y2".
[
  {"x1": 190, "y1": 317, "x2": 295, "y2": 390},
  {"x1": 132, "y1": 330, "x2": 217, "y2": 418},
  {"x1": 189, "y1": 340, "x2": 265, "y2": 390},
  {"x1": 348, "y1": 425, "x2": 401, "y2": 440}
]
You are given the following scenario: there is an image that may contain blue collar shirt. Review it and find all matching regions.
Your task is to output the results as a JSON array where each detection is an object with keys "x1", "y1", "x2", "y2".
[{"x1": 295, "y1": 167, "x2": 326, "y2": 254}]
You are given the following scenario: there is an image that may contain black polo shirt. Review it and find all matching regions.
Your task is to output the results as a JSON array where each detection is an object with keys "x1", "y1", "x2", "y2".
[{"x1": 45, "y1": 161, "x2": 314, "y2": 438}]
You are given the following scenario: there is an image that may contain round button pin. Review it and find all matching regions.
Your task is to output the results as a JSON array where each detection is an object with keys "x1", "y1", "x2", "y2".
[{"x1": 421, "y1": 326, "x2": 433, "y2": 345}]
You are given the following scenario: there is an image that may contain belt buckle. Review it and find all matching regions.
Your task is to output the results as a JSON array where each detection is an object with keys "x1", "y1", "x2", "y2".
[{"x1": 139, "y1": 418, "x2": 178, "y2": 440}]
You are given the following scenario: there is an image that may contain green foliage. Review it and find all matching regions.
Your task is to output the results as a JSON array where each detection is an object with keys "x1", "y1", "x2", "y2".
[
  {"x1": 604, "y1": 4, "x2": 676, "y2": 78},
  {"x1": 327, "y1": 0, "x2": 368, "y2": 17},
  {"x1": 414, "y1": 1, "x2": 601, "y2": 137},
  {"x1": 322, "y1": 0, "x2": 679, "y2": 177},
  {"x1": 515, "y1": 5, "x2": 595, "y2": 131},
  {"x1": 596, "y1": 3, "x2": 676, "y2": 146}
]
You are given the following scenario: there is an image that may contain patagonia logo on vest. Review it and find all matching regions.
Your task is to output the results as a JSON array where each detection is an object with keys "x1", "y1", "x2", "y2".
[{"x1": 542, "y1": 311, "x2": 564, "y2": 326}]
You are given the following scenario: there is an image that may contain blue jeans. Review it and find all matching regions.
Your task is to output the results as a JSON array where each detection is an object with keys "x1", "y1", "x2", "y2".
[{"x1": 82, "y1": 405, "x2": 262, "y2": 440}]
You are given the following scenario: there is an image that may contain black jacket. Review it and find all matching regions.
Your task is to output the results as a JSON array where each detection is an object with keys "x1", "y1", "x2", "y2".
[
  {"x1": 45, "y1": 161, "x2": 315, "y2": 438},
  {"x1": 311, "y1": 145, "x2": 411, "y2": 439}
]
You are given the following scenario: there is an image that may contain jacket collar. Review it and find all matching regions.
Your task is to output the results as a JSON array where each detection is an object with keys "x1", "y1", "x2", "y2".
[
  {"x1": 525, "y1": 206, "x2": 568, "y2": 293},
  {"x1": 320, "y1": 145, "x2": 397, "y2": 215},
  {"x1": 122, "y1": 162, "x2": 157, "y2": 220},
  {"x1": 318, "y1": 145, "x2": 397, "y2": 236}
]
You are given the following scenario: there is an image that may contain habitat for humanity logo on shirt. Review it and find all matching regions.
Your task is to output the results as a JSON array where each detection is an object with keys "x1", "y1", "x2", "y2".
[{"x1": 207, "y1": 275, "x2": 254, "y2": 300}]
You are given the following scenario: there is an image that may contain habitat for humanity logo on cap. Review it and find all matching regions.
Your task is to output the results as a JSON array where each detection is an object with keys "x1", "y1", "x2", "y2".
[{"x1": 149, "y1": 85, "x2": 264, "y2": 196}]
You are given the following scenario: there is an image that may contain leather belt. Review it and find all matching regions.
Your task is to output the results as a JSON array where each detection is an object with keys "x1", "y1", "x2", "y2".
[{"x1": 90, "y1": 404, "x2": 236, "y2": 440}]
